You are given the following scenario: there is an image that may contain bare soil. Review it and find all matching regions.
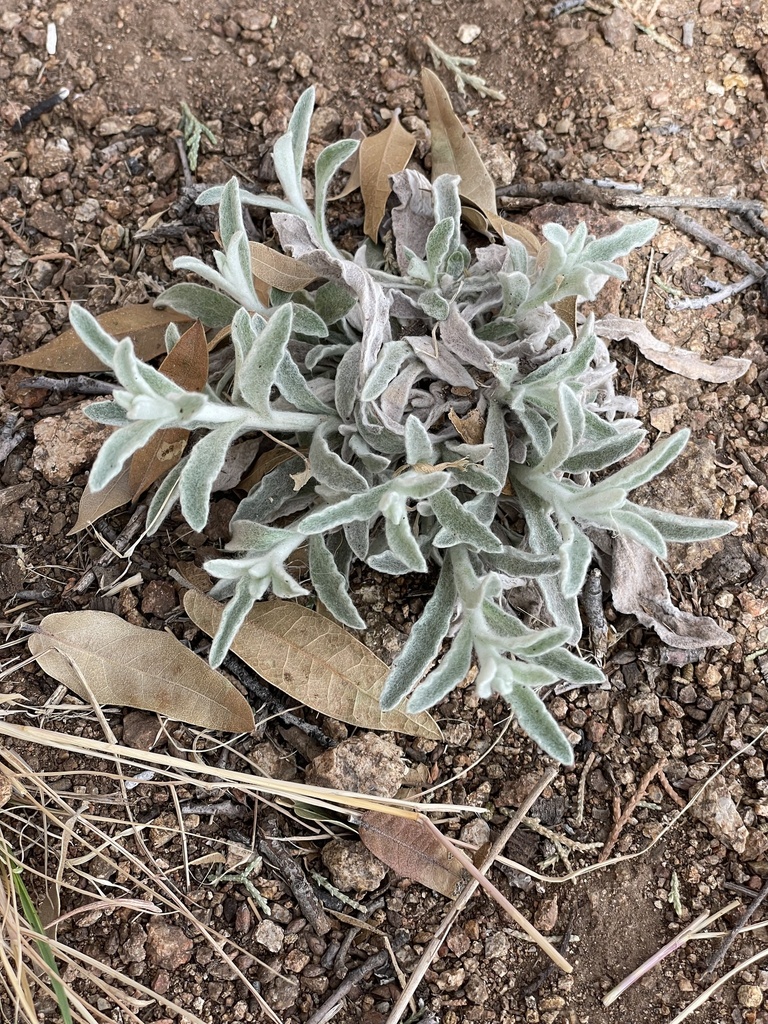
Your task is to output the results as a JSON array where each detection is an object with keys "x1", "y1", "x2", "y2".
[{"x1": 1, "y1": 1, "x2": 768, "y2": 1023}]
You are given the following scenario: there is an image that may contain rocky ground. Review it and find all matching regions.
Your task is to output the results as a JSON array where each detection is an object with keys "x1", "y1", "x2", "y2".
[{"x1": 1, "y1": 1, "x2": 768, "y2": 1022}]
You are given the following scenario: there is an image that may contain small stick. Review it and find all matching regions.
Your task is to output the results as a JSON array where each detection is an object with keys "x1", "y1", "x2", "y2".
[
  {"x1": 668, "y1": 273, "x2": 759, "y2": 310},
  {"x1": 222, "y1": 653, "x2": 333, "y2": 748},
  {"x1": 258, "y1": 818, "x2": 332, "y2": 937},
  {"x1": 305, "y1": 947, "x2": 391, "y2": 1024},
  {"x1": 384, "y1": 767, "x2": 561, "y2": 1024},
  {"x1": 671, "y1": 947, "x2": 768, "y2": 1024},
  {"x1": 0, "y1": 414, "x2": 25, "y2": 464},
  {"x1": 648, "y1": 206, "x2": 766, "y2": 280},
  {"x1": 496, "y1": 180, "x2": 765, "y2": 218},
  {"x1": 701, "y1": 877, "x2": 768, "y2": 978},
  {"x1": 18, "y1": 375, "x2": 115, "y2": 396},
  {"x1": 0, "y1": 216, "x2": 32, "y2": 254},
  {"x1": 599, "y1": 757, "x2": 667, "y2": 862},
  {"x1": 603, "y1": 910, "x2": 712, "y2": 1007},
  {"x1": 70, "y1": 504, "x2": 147, "y2": 594},
  {"x1": 12, "y1": 88, "x2": 69, "y2": 132},
  {"x1": 174, "y1": 136, "x2": 195, "y2": 191}
]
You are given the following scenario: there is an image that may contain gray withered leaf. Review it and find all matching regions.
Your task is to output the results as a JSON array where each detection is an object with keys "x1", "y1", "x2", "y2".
[{"x1": 611, "y1": 535, "x2": 732, "y2": 650}]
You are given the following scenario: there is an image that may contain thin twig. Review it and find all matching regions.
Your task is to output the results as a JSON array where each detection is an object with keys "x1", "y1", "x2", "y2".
[
  {"x1": 258, "y1": 817, "x2": 332, "y2": 937},
  {"x1": 0, "y1": 415, "x2": 25, "y2": 464},
  {"x1": 0, "y1": 216, "x2": 32, "y2": 253},
  {"x1": 670, "y1": 947, "x2": 768, "y2": 1024},
  {"x1": 496, "y1": 180, "x2": 765, "y2": 218},
  {"x1": 306, "y1": 946, "x2": 392, "y2": 1024},
  {"x1": 384, "y1": 767, "x2": 559, "y2": 1024},
  {"x1": 222, "y1": 654, "x2": 333, "y2": 748},
  {"x1": 18, "y1": 375, "x2": 115, "y2": 396},
  {"x1": 668, "y1": 273, "x2": 759, "y2": 310},
  {"x1": 648, "y1": 206, "x2": 766, "y2": 279},
  {"x1": 70, "y1": 504, "x2": 147, "y2": 595},
  {"x1": 701, "y1": 878, "x2": 768, "y2": 978}
]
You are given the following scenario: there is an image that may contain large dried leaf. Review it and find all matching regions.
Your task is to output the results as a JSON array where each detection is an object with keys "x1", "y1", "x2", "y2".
[
  {"x1": 67, "y1": 465, "x2": 133, "y2": 535},
  {"x1": 359, "y1": 811, "x2": 463, "y2": 897},
  {"x1": 611, "y1": 535, "x2": 732, "y2": 649},
  {"x1": 128, "y1": 321, "x2": 209, "y2": 499},
  {"x1": 596, "y1": 316, "x2": 751, "y2": 383},
  {"x1": 421, "y1": 67, "x2": 497, "y2": 219},
  {"x1": 9, "y1": 306, "x2": 192, "y2": 372},
  {"x1": 27, "y1": 611, "x2": 255, "y2": 733},
  {"x1": 184, "y1": 591, "x2": 441, "y2": 740},
  {"x1": 360, "y1": 112, "x2": 416, "y2": 241},
  {"x1": 249, "y1": 242, "x2": 319, "y2": 293}
]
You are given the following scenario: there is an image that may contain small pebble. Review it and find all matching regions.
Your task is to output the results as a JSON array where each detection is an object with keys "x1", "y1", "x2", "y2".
[
  {"x1": 737, "y1": 985, "x2": 763, "y2": 1009},
  {"x1": 457, "y1": 24, "x2": 481, "y2": 44},
  {"x1": 603, "y1": 128, "x2": 639, "y2": 152}
]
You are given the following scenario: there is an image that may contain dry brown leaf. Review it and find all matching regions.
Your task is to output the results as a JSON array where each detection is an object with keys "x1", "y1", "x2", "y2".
[
  {"x1": 421, "y1": 67, "x2": 497, "y2": 220},
  {"x1": 239, "y1": 446, "x2": 306, "y2": 492},
  {"x1": 67, "y1": 465, "x2": 133, "y2": 535},
  {"x1": 184, "y1": 591, "x2": 442, "y2": 740},
  {"x1": 28, "y1": 611, "x2": 255, "y2": 733},
  {"x1": 249, "y1": 242, "x2": 319, "y2": 293},
  {"x1": 448, "y1": 407, "x2": 485, "y2": 446},
  {"x1": 360, "y1": 112, "x2": 416, "y2": 241},
  {"x1": 359, "y1": 811, "x2": 463, "y2": 897},
  {"x1": 128, "y1": 321, "x2": 209, "y2": 499},
  {"x1": 490, "y1": 214, "x2": 541, "y2": 255},
  {"x1": 553, "y1": 294, "x2": 578, "y2": 337},
  {"x1": 8, "y1": 306, "x2": 192, "y2": 373}
]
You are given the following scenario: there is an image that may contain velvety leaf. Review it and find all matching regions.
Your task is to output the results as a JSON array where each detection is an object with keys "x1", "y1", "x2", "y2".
[
  {"x1": 359, "y1": 812, "x2": 463, "y2": 898},
  {"x1": 128, "y1": 320, "x2": 209, "y2": 499},
  {"x1": 10, "y1": 306, "x2": 192, "y2": 372},
  {"x1": 360, "y1": 111, "x2": 416, "y2": 241},
  {"x1": 508, "y1": 684, "x2": 574, "y2": 765},
  {"x1": 249, "y1": 242, "x2": 318, "y2": 293},
  {"x1": 28, "y1": 611, "x2": 254, "y2": 733},
  {"x1": 421, "y1": 68, "x2": 497, "y2": 219},
  {"x1": 184, "y1": 591, "x2": 441, "y2": 740}
]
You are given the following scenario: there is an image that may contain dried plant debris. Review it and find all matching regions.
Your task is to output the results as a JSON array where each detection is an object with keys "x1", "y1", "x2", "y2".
[
  {"x1": 64, "y1": 80, "x2": 735, "y2": 764},
  {"x1": 179, "y1": 100, "x2": 217, "y2": 173}
]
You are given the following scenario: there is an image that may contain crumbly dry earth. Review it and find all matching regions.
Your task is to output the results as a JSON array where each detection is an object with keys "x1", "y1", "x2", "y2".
[{"x1": 1, "y1": 1, "x2": 768, "y2": 1023}]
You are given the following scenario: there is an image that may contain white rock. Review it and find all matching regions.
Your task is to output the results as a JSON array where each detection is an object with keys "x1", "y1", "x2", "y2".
[{"x1": 457, "y1": 23, "x2": 481, "y2": 44}]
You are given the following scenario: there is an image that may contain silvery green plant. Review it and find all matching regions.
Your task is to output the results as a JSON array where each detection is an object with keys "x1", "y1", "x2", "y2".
[{"x1": 69, "y1": 86, "x2": 734, "y2": 765}]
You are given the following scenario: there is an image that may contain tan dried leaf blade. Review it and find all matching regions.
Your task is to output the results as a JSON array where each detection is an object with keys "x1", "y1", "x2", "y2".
[
  {"x1": 184, "y1": 591, "x2": 441, "y2": 740},
  {"x1": 359, "y1": 811, "x2": 463, "y2": 898},
  {"x1": 239, "y1": 446, "x2": 307, "y2": 492},
  {"x1": 67, "y1": 464, "x2": 133, "y2": 535},
  {"x1": 360, "y1": 111, "x2": 416, "y2": 241},
  {"x1": 128, "y1": 320, "x2": 209, "y2": 499},
  {"x1": 28, "y1": 611, "x2": 255, "y2": 733},
  {"x1": 249, "y1": 242, "x2": 319, "y2": 293},
  {"x1": 421, "y1": 67, "x2": 497, "y2": 219},
  {"x1": 8, "y1": 306, "x2": 192, "y2": 372}
]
